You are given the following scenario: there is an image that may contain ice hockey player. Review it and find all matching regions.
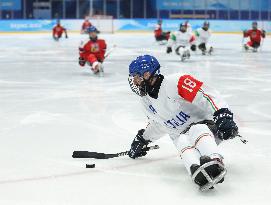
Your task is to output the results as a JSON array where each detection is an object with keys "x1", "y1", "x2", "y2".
[
  {"x1": 166, "y1": 23, "x2": 196, "y2": 61},
  {"x1": 78, "y1": 26, "x2": 107, "y2": 75},
  {"x1": 127, "y1": 55, "x2": 239, "y2": 191},
  {"x1": 154, "y1": 19, "x2": 170, "y2": 43},
  {"x1": 195, "y1": 21, "x2": 213, "y2": 55},
  {"x1": 52, "y1": 20, "x2": 68, "y2": 41},
  {"x1": 81, "y1": 16, "x2": 92, "y2": 34},
  {"x1": 243, "y1": 22, "x2": 266, "y2": 52}
]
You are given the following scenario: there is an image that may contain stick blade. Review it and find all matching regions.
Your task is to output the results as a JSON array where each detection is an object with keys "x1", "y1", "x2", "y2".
[{"x1": 72, "y1": 151, "x2": 114, "y2": 159}]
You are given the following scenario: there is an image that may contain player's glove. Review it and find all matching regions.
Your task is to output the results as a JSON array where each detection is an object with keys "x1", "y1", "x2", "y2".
[
  {"x1": 78, "y1": 57, "x2": 86, "y2": 66},
  {"x1": 262, "y1": 30, "x2": 266, "y2": 37},
  {"x1": 190, "y1": 44, "x2": 196, "y2": 51},
  {"x1": 65, "y1": 34, "x2": 68, "y2": 39},
  {"x1": 166, "y1": 47, "x2": 172, "y2": 54},
  {"x1": 213, "y1": 108, "x2": 238, "y2": 140},
  {"x1": 128, "y1": 129, "x2": 151, "y2": 159}
]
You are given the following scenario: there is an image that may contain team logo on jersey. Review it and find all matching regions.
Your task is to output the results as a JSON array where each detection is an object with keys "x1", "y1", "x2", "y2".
[
  {"x1": 91, "y1": 43, "x2": 99, "y2": 52},
  {"x1": 164, "y1": 111, "x2": 190, "y2": 129}
]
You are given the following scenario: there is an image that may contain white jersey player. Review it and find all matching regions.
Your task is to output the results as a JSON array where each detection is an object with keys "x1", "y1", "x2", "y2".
[
  {"x1": 167, "y1": 23, "x2": 196, "y2": 61},
  {"x1": 128, "y1": 55, "x2": 239, "y2": 191},
  {"x1": 195, "y1": 21, "x2": 213, "y2": 55}
]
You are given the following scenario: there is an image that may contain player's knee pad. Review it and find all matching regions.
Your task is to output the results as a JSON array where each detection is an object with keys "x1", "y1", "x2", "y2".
[{"x1": 188, "y1": 124, "x2": 213, "y2": 145}]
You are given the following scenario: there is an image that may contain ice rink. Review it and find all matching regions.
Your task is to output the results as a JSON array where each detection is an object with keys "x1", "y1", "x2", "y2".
[{"x1": 0, "y1": 32, "x2": 271, "y2": 205}]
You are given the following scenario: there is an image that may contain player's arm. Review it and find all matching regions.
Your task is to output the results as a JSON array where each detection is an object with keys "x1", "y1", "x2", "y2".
[
  {"x1": 128, "y1": 120, "x2": 165, "y2": 159},
  {"x1": 243, "y1": 29, "x2": 250, "y2": 37},
  {"x1": 78, "y1": 41, "x2": 87, "y2": 66},
  {"x1": 177, "y1": 75, "x2": 238, "y2": 140},
  {"x1": 63, "y1": 27, "x2": 68, "y2": 38},
  {"x1": 166, "y1": 33, "x2": 176, "y2": 53},
  {"x1": 52, "y1": 27, "x2": 56, "y2": 37}
]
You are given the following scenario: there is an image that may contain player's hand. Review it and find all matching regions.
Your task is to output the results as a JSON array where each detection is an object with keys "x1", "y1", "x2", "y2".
[
  {"x1": 190, "y1": 44, "x2": 196, "y2": 51},
  {"x1": 213, "y1": 108, "x2": 238, "y2": 140},
  {"x1": 78, "y1": 57, "x2": 86, "y2": 66},
  {"x1": 65, "y1": 35, "x2": 68, "y2": 39},
  {"x1": 128, "y1": 129, "x2": 151, "y2": 159},
  {"x1": 262, "y1": 30, "x2": 266, "y2": 37},
  {"x1": 166, "y1": 47, "x2": 172, "y2": 54}
]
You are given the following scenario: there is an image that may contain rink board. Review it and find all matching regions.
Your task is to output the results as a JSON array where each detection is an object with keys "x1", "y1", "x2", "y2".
[{"x1": 0, "y1": 19, "x2": 270, "y2": 33}]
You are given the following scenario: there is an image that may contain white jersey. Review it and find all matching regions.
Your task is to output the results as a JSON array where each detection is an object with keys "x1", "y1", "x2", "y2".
[
  {"x1": 195, "y1": 28, "x2": 212, "y2": 44},
  {"x1": 168, "y1": 31, "x2": 195, "y2": 48},
  {"x1": 141, "y1": 73, "x2": 228, "y2": 141}
]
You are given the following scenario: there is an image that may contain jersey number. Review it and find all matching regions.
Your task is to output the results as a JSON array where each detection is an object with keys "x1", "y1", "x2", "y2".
[{"x1": 178, "y1": 75, "x2": 203, "y2": 102}]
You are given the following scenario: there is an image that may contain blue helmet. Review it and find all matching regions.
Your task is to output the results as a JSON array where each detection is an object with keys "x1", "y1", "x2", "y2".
[
  {"x1": 129, "y1": 55, "x2": 160, "y2": 77},
  {"x1": 87, "y1": 26, "x2": 98, "y2": 33}
]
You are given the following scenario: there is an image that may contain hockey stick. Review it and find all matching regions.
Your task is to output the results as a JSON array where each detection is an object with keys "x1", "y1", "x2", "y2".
[
  {"x1": 72, "y1": 145, "x2": 159, "y2": 159},
  {"x1": 104, "y1": 44, "x2": 117, "y2": 59},
  {"x1": 237, "y1": 134, "x2": 248, "y2": 144}
]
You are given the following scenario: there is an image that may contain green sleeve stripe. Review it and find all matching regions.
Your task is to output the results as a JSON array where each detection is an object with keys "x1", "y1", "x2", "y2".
[
  {"x1": 198, "y1": 89, "x2": 219, "y2": 112},
  {"x1": 171, "y1": 33, "x2": 176, "y2": 41}
]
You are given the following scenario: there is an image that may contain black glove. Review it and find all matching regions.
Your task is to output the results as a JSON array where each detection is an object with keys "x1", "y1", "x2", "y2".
[
  {"x1": 78, "y1": 57, "x2": 86, "y2": 66},
  {"x1": 65, "y1": 34, "x2": 68, "y2": 39},
  {"x1": 262, "y1": 30, "x2": 266, "y2": 38},
  {"x1": 128, "y1": 129, "x2": 151, "y2": 159},
  {"x1": 166, "y1": 47, "x2": 172, "y2": 54},
  {"x1": 213, "y1": 108, "x2": 238, "y2": 140},
  {"x1": 190, "y1": 44, "x2": 196, "y2": 51}
]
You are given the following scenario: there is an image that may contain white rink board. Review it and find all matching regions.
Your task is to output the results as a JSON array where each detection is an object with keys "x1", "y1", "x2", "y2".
[{"x1": 0, "y1": 33, "x2": 271, "y2": 205}]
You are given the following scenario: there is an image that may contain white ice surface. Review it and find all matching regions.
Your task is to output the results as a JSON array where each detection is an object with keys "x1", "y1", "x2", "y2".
[{"x1": 0, "y1": 33, "x2": 271, "y2": 205}]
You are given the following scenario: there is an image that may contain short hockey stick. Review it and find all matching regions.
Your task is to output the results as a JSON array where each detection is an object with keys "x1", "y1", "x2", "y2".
[
  {"x1": 237, "y1": 134, "x2": 248, "y2": 144},
  {"x1": 104, "y1": 44, "x2": 117, "y2": 59},
  {"x1": 72, "y1": 145, "x2": 159, "y2": 159}
]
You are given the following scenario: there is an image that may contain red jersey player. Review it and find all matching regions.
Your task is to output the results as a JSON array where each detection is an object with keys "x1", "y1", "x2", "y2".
[
  {"x1": 52, "y1": 20, "x2": 68, "y2": 41},
  {"x1": 243, "y1": 22, "x2": 266, "y2": 52},
  {"x1": 154, "y1": 19, "x2": 170, "y2": 42},
  {"x1": 78, "y1": 26, "x2": 107, "y2": 75},
  {"x1": 81, "y1": 17, "x2": 92, "y2": 34}
]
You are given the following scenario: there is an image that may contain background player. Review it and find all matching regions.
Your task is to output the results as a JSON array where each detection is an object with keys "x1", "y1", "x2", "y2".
[
  {"x1": 52, "y1": 20, "x2": 68, "y2": 41},
  {"x1": 195, "y1": 21, "x2": 213, "y2": 55},
  {"x1": 243, "y1": 22, "x2": 266, "y2": 52},
  {"x1": 166, "y1": 23, "x2": 196, "y2": 61},
  {"x1": 127, "y1": 55, "x2": 238, "y2": 191},
  {"x1": 81, "y1": 16, "x2": 92, "y2": 34},
  {"x1": 154, "y1": 19, "x2": 170, "y2": 43},
  {"x1": 78, "y1": 26, "x2": 107, "y2": 75}
]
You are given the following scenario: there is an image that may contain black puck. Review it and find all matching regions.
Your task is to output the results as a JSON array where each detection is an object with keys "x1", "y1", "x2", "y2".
[{"x1": 86, "y1": 163, "x2": 95, "y2": 168}]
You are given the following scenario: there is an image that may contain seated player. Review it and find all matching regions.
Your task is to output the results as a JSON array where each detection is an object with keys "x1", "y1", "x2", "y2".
[
  {"x1": 78, "y1": 26, "x2": 107, "y2": 75},
  {"x1": 81, "y1": 17, "x2": 92, "y2": 34},
  {"x1": 127, "y1": 55, "x2": 239, "y2": 191},
  {"x1": 166, "y1": 23, "x2": 196, "y2": 61},
  {"x1": 154, "y1": 19, "x2": 170, "y2": 43},
  {"x1": 52, "y1": 20, "x2": 68, "y2": 41},
  {"x1": 195, "y1": 21, "x2": 213, "y2": 55},
  {"x1": 243, "y1": 22, "x2": 266, "y2": 52}
]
